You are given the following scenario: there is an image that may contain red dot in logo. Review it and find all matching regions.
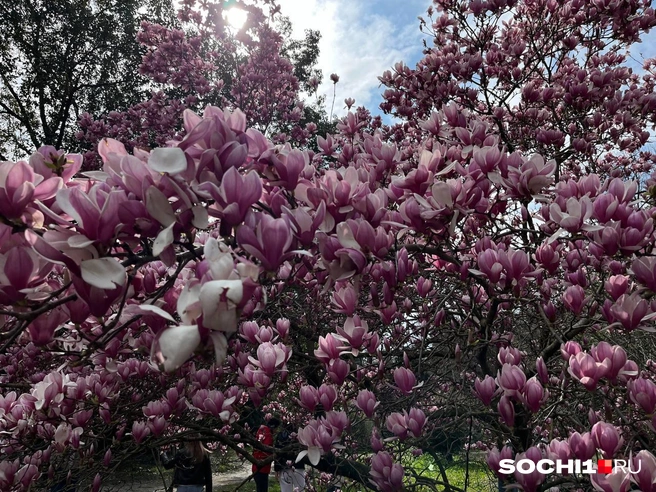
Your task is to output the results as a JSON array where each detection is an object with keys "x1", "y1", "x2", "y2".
[{"x1": 597, "y1": 459, "x2": 613, "y2": 474}]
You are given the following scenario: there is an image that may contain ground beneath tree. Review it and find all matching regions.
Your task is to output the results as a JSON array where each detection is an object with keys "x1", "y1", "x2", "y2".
[{"x1": 104, "y1": 461, "x2": 255, "y2": 492}]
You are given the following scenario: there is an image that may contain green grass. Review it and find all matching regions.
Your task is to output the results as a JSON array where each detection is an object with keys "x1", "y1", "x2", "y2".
[{"x1": 405, "y1": 454, "x2": 498, "y2": 491}]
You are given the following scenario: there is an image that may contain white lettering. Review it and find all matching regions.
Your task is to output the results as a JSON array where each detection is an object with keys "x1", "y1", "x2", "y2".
[
  {"x1": 494, "y1": 457, "x2": 640, "y2": 476},
  {"x1": 516, "y1": 459, "x2": 536, "y2": 474},
  {"x1": 582, "y1": 460, "x2": 596, "y2": 474},
  {"x1": 614, "y1": 460, "x2": 628, "y2": 473},
  {"x1": 536, "y1": 459, "x2": 554, "y2": 474},
  {"x1": 555, "y1": 460, "x2": 575, "y2": 474},
  {"x1": 615, "y1": 460, "x2": 642, "y2": 474},
  {"x1": 498, "y1": 459, "x2": 515, "y2": 475}
]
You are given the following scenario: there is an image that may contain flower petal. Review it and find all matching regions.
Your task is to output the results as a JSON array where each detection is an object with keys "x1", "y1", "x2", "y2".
[
  {"x1": 138, "y1": 304, "x2": 175, "y2": 322},
  {"x1": 191, "y1": 205, "x2": 209, "y2": 229},
  {"x1": 209, "y1": 332, "x2": 228, "y2": 366},
  {"x1": 148, "y1": 147, "x2": 187, "y2": 175},
  {"x1": 145, "y1": 186, "x2": 176, "y2": 227},
  {"x1": 152, "y1": 223, "x2": 175, "y2": 257},
  {"x1": 154, "y1": 325, "x2": 200, "y2": 372},
  {"x1": 80, "y1": 258, "x2": 126, "y2": 289}
]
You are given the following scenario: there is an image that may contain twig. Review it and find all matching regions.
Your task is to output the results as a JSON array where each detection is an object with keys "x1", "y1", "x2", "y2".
[{"x1": 152, "y1": 448, "x2": 170, "y2": 492}]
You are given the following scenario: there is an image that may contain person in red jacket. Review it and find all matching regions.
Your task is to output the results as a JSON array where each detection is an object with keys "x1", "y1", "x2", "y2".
[{"x1": 252, "y1": 417, "x2": 280, "y2": 492}]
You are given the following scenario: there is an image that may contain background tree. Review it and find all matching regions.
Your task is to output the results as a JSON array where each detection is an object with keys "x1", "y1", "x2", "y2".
[
  {"x1": 379, "y1": 0, "x2": 656, "y2": 180},
  {"x1": 2, "y1": 1, "x2": 656, "y2": 492},
  {"x1": 0, "y1": 0, "x2": 176, "y2": 160},
  {"x1": 76, "y1": 0, "x2": 331, "y2": 168}
]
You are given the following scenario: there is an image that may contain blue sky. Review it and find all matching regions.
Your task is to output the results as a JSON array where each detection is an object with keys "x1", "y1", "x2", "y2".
[
  {"x1": 276, "y1": 0, "x2": 656, "y2": 123},
  {"x1": 277, "y1": 0, "x2": 432, "y2": 118}
]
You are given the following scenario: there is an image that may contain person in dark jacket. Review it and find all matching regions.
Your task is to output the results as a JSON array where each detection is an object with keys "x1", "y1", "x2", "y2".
[
  {"x1": 274, "y1": 424, "x2": 306, "y2": 492},
  {"x1": 162, "y1": 441, "x2": 212, "y2": 492}
]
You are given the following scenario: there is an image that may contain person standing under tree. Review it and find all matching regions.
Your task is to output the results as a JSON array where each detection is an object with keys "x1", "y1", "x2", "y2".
[
  {"x1": 274, "y1": 424, "x2": 306, "y2": 492},
  {"x1": 161, "y1": 441, "x2": 213, "y2": 492},
  {"x1": 252, "y1": 417, "x2": 280, "y2": 492}
]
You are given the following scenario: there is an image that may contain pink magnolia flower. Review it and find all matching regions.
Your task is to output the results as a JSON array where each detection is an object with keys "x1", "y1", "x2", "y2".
[
  {"x1": 497, "y1": 248, "x2": 533, "y2": 284},
  {"x1": 92, "y1": 473, "x2": 102, "y2": 492},
  {"x1": 331, "y1": 282, "x2": 358, "y2": 315},
  {"x1": 297, "y1": 419, "x2": 339, "y2": 466},
  {"x1": 405, "y1": 408, "x2": 426, "y2": 438},
  {"x1": 486, "y1": 446, "x2": 513, "y2": 478},
  {"x1": 534, "y1": 243, "x2": 561, "y2": 274},
  {"x1": 496, "y1": 363, "x2": 526, "y2": 396},
  {"x1": 604, "y1": 275, "x2": 629, "y2": 301},
  {"x1": 370, "y1": 451, "x2": 404, "y2": 492},
  {"x1": 55, "y1": 186, "x2": 127, "y2": 245},
  {"x1": 371, "y1": 427, "x2": 384, "y2": 452},
  {"x1": 255, "y1": 326, "x2": 274, "y2": 343},
  {"x1": 325, "y1": 410, "x2": 349, "y2": 435},
  {"x1": 275, "y1": 318, "x2": 290, "y2": 339},
  {"x1": 103, "y1": 449, "x2": 112, "y2": 467},
  {"x1": 591, "y1": 467, "x2": 631, "y2": 492},
  {"x1": 568, "y1": 352, "x2": 610, "y2": 390},
  {"x1": 591, "y1": 421, "x2": 623, "y2": 458},
  {"x1": 627, "y1": 378, "x2": 656, "y2": 414},
  {"x1": 197, "y1": 167, "x2": 262, "y2": 234},
  {"x1": 237, "y1": 213, "x2": 295, "y2": 271},
  {"x1": 590, "y1": 342, "x2": 628, "y2": 380},
  {"x1": 249, "y1": 342, "x2": 289, "y2": 376},
  {"x1": 548, "y1": 439, "x2": 572, "y2": 462},
  {"x1": 314, "y1": 334, "x2": 343, "y2": 363},
  {"x1": 336, "y1": 316, "x2": 369, "y2": 353},
  {"x1": 477, "y1": 249, "x2": 503, "y2": 283},
  {"x1": 269, "y1": 148, "x2": 309, "y2": 190},
  {"x1": 505, "y1": 154, "x2": 556, "y2": 198},
  {"x1": 240, "y1": 321, "x2": 259, "y2": 344},
  {"x1": 318, "y1": 384, "x2": 337, "y2": 411},
  {"x1": 131, "y1": 421, "x2": 150, "y2": 444},
  {"x1": 513, "y1": 447, "x2": 545, "y2": 492},
  {"x1": 498, "y1": 346, "x2": 522, "y2": 365},
  {"x1": 191, "y1": 389, "x2": 236, "y2": 421},
  {"x1": 522, "y1": 377, "x2": 548, "y2": 413},
  {"x1": 0, "y1": 244, "x2": 47, "y2": 300},
  {"x1": 149, "y1": 416, "x2": 168, "y2": 436},
  {"x1": 536, "y1": 357, "x2": 548, "y2": 384},
  {"x1": 385, "y1": 412, "x2": 408, "y2": 440},
  {"x1": 416, "y1": 276, "x2": 433, "y2": 297},
  {"x1": 630, "y1": 450, "x2": 656, "y2": 491},
  {"x1": 610, "y1": 293, "x2": 651, "y2": 331},
  {"x1": 474, "y1": 375, "x2": 497, "y2": 405},
  {"x1": 393, "y1": 367, "x2": 417, "y2": 394},
  {"x1": 15, "y1": 464, "x2": 40, "y2": 489},
  {"x1": 298, "y1": 386, "x2": 319, "y2": 412},
  {"x1": 356, "y1": 390, "x2": 379, "y2": 418},
  {"x1": 326, "y1": 358, "x2": 349, "y2": 385},
  {"x1": 0, "y1": 160, "x2": 62, "y2": 224},
  {"x1": 632, "y1": 256, "x2": 656, "y2": 292},
  {"x1": 498, "y1": 395, "x2": 515, "y2": 427},
  {"x1": 561, "y1": 340, "x2": 582, "y2": 360},
  {"x1": 27, "y1": 306, "x2": 67, "y2": 346},
  {"x1": 29, "y1": 146, "x2": 82, "y2": 182},
  {"x1": 562, "y1": 284, "x2": 587, "y2": 315},
  {"x1": 549, "y1": 196, "x2": 593, "y2": 232}
]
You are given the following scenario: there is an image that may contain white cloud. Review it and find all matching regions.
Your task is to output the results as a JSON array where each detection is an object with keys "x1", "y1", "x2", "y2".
[{"x1": 278, "y1": 0, "x2": 430, "y2": 117}]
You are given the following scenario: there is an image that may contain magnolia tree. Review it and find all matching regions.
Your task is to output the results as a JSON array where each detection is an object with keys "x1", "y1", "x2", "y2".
[
  {"x1": 76, "y1": 0, "x2": 326, "y2": 168},
  {"x1": 3, "y1": 0, "x2": 656, "y2": 491}
]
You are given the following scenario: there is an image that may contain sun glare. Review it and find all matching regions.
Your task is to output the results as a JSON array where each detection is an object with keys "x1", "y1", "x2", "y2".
[{"x1": 224, "y1": 8, "x2": 248, "y2": 30}]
